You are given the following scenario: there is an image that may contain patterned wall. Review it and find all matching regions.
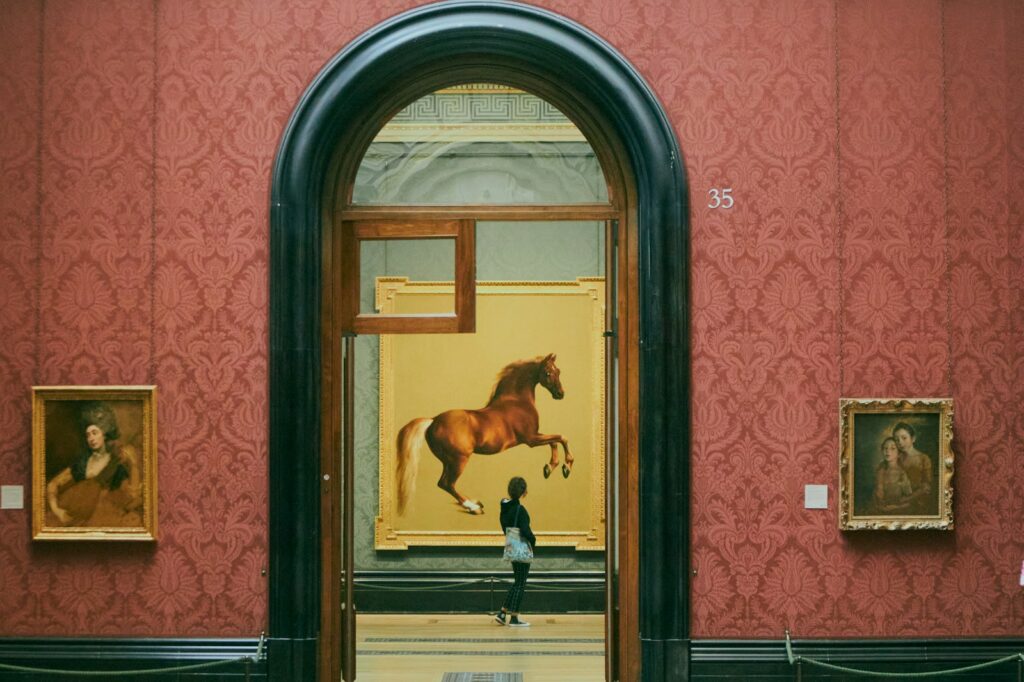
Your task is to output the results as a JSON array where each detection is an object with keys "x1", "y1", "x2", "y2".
[
  {"x1": 0, "y1": 0, "x2": 1020, "y2": 638},
  {"x1": 686, "y1": 0, "x2": 1023, "y2": 637}
]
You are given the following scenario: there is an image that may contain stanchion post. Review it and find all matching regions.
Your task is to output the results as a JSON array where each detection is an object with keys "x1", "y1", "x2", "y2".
[
  {"x1": 1017, "y1": 653, "x2": 1022, "y2": 682},
  {"x1": 795, "y1": 659, "x2": 802, "y2": 682}
]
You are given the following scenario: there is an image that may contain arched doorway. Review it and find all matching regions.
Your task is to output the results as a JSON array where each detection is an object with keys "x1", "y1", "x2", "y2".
[{"x1": 269, "y1": 3, "x2": 690, "y2": 680}]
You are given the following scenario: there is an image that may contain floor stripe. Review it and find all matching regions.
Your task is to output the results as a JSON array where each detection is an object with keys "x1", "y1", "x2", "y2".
[
  {"x1": 363, "y1": 637, "x2": 604, "y2": 644},
  {"x1": 358, "y1": 650, "x2": 603, "y2": 657}
]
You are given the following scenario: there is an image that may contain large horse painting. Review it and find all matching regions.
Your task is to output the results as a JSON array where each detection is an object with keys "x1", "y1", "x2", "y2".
[
  {"x1": 374, "y1": 278, "x2": 605, "y2": 551},
  {"x1": 396, "y1": 354, "x2": 572, "y2": 515}
]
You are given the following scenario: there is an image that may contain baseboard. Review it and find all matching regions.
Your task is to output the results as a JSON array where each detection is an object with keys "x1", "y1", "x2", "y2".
[
  {"x1": 690, "y1": 637, "x2": 1024, "y2": 680},
  {"x1": 0, "y1": 637, "x2": 266, "y2": 681},
  {"x1": 354, "y1": 569, "x2": 605, "y2": 613}
]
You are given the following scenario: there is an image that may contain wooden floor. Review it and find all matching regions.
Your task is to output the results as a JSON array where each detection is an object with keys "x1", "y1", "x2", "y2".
[{"x1": 354, "y1": 614, "x2": 605, "y2": 681}]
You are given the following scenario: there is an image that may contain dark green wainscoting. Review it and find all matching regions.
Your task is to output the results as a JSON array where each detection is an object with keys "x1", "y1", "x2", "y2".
[
  {"x1": 0, "y1": 638, "x2": 265, "y2": 682},
  {"x1": 690, "y1": 638, "x2": 1024, "y2": 681},
  {"x1": 354, "y1": 570, "x2": 605, "y2": 614}
]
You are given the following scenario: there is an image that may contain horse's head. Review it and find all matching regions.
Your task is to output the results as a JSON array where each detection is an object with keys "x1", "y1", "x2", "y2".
[{"x1": 539, "y1": 353, "x2": 564, "y2": 400}]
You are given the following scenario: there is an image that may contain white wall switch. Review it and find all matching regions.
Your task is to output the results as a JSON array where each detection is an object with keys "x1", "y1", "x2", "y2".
[
  {"x1": 0, "y1": 485, "x2": 24, "y2": 510},
  {"x1": 804, "y1": 484, "x2": 828, "y2": 509}
]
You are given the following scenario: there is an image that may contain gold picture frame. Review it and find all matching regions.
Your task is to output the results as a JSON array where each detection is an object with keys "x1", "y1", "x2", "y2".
[
  {"x1": 375, "y1": 278, "x2": 605, "y2": 550},
  {"x1": 32, "y1": 386, "x2": 158, "y2": 541},
  {"x1": 839, "y1": 398, "x2": 953, "y2": 531}
]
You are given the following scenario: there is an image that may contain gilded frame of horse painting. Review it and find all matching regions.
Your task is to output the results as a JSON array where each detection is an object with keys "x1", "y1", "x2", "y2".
[
  {"x1": 32, "y1": 386, "x2": 158, "y2": 541},
  {"x1": 839, "y1": 398, "x2": 954, "y2": 531},
  {"x1": 375, "y1": 278, "x2": 605, "y2": 550}
]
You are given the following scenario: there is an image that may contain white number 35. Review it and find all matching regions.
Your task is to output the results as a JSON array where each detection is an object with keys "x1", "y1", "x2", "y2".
[{"x1": 707, "y1": 188, "x2": 734, "y2": 209}]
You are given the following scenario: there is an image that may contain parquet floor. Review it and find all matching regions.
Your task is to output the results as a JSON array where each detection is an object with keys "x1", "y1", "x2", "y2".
[{"x1": 354, "y1": 613, "x2": 605, "y2": 681}]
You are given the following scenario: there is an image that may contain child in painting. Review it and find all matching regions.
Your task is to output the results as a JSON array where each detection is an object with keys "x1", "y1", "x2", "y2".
[{"x1": 873, "y1": 437, "x2": 912, "y2": 513}]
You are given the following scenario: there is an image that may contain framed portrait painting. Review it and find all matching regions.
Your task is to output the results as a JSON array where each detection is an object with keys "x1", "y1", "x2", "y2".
[
  {"x1": 32, "y1": 386, "x2": 158, "y2": 541},
  {"x1": 839, "y1": 398, "x2": 953, "y2": 531}
]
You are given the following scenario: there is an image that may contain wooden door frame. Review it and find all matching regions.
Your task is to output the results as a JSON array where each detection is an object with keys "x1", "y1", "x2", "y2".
[{"x1": 268, "y1": 3, "x2": 690, "y2": 680}]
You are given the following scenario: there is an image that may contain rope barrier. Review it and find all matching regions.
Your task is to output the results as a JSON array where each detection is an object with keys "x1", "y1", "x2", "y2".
[
  {"x1": 354, "y1": 577, "x2": 492, "y2": 592},
  {"x1": 0, "y1": 632, "x2": 265, "y2": 678},
  {"x1": 786, "y1": 630, "x2": 1024, "y2": 679},
  {"x1": 352, "y1": 576, "x2": 604, "y2": 592}
]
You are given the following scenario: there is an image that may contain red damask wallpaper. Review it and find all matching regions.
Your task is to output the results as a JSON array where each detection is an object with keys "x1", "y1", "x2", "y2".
[{"x1": 0, "y1": 0, "x2": 1020, "y2": 638}]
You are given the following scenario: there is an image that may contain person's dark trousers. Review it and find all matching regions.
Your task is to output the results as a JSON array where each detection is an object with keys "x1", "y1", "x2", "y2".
[{"x1": 502, "y1": 560, "x2": 531, "y2": 612}]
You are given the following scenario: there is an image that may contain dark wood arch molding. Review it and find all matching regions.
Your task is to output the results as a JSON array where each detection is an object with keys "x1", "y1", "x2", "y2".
[{"x1": 269, "y1": 2, "x2": 690, "y2": 679}]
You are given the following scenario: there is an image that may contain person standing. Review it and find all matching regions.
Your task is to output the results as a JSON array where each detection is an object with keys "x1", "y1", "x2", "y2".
[{"x1": 495, "y1": 476, "x2": 536, "y2": 627}]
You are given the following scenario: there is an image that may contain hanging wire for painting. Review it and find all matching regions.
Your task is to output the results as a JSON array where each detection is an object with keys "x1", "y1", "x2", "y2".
[
  {"x1": 0, "y1": 632, "x2": 265, "y2": 678},
  {"x1": 786, "y1": 631, "x2": 1023, "y2": 679},
  {"x1": 939, "y1": 0, "x2": 955, "y2": 399},
  {"x1": 833, "y1": 0, "x2": 847, "y2": 399}
]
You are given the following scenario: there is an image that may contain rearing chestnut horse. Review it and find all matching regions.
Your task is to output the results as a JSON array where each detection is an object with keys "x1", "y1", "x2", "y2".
[{"x1": 396, "y1": 354, "x2": 572, "y2": 515}]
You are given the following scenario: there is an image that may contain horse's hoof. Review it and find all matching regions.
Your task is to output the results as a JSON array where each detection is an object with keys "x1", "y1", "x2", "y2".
[
  {"x1": 543, "y1": 464, "x2": 552, "y2": 479},
  {"x1": 562, "y1": 464, "x2": 571, "y2": 479}
]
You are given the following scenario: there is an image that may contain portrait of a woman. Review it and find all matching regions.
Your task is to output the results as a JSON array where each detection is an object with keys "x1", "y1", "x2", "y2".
[{"x1": 45, "y1": 401, "x2": 143, "y2": 528}]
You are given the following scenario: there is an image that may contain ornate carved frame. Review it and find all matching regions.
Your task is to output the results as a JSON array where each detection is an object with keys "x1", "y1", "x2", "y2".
[
  {"x1": 838, "y1": 398, "x2": 955, "y2": 531},
  {"x1": 31, "y1": 385, "x2": 158, "y2": 541}
]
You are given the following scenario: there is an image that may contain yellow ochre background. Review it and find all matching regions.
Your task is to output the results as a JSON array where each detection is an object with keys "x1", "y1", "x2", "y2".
[{"x1": 378, "y1": 280, "x2": 605, "y2": 547}]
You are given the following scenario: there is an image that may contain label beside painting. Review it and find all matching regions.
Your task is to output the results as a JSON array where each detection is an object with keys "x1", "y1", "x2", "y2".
[
  {"x1": 1, "y1": 485, "x2": 24, "y2": 510},
  {"x1": 804, "y1": 484, "x2": 828, "y2": 509}
]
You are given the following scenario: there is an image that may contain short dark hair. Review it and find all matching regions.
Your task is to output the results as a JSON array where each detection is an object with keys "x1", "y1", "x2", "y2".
[
  {"x1": 892, "y1": 422, "x2": 915, "y2": 439},
  {"x1": 507, "y1": 476, "x2": 527, "y2": 500}
]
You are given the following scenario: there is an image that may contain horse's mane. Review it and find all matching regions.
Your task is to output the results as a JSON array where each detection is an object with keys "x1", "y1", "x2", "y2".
[{"x1": 487, "y1": 357, "x2": 544, "y2": 402}]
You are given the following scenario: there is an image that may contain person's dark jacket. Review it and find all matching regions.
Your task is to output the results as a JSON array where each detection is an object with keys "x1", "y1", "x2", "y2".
[{"x1": 499, "y1": 497, "x2": 536, "y2": 550}]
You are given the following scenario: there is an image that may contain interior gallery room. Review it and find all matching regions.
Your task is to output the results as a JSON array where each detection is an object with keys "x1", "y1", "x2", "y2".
[{"x1": 0, "y1": 0, "x2": 1021, "y2": 680}]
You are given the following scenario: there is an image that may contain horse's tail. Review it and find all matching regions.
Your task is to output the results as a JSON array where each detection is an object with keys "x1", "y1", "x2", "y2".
[{"x1": 396, "y1": 418, "x2": 432, "y2": 516}]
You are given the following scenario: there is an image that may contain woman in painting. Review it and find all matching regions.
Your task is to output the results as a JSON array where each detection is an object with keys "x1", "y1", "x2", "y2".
[
  {"x1": 46, "y1": 402, "x2": 142, "y2": 528},
  {"x1": 873, "y1": 437, "x2": 912, "y2": 513},
  {"x1": 494, "y1": 476, "x2": 536, "y2": 628},
  {"x1": 892, "y1": 421, "x2": 934, "y2": 514}
]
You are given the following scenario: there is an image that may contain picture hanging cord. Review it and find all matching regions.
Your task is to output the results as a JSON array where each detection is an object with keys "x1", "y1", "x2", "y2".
[
  {"x1": 833, "y1": 0, "x2": 845, "y2": 398},
  {"x1": 34, "y1": 0, "x2": 45, "y2": 385},
  {"x1": 939, "y1": 0, "x2": 954, "y2": 399},
  {"x1": 32, "y1": 0, "x2": 162, "y2": 386},
  {"x1": 150, "y1": 0, "x2": 159, "y2": 386},
  {"x1": 834, "y1": 0, "x2": 955, "y2": 398}
]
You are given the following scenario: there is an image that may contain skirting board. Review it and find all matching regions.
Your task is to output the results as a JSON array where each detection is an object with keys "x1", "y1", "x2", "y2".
[
  {"x1": 690, "y1": 638, "x2": 1024, "y2": 681},
  {"x1": 0, "y1": 637, "x2": 266, "y2": 681}
]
